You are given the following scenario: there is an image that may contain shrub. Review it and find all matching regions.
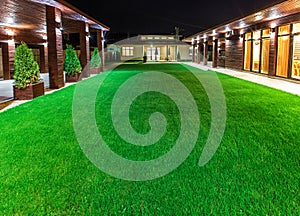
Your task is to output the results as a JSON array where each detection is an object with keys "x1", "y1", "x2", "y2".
[
  {"x1": 13, "y1": 42, "x2": 41, "y2": 89},
  {"x1": 177, "y1": 51, "x2": 181, "y2": 61},
  {"x1": 64, "y1": 44, "x2": 82, "y2": 75},
  {"x1": 90, "y1": 47, "x2": 102, "y2": 68}
]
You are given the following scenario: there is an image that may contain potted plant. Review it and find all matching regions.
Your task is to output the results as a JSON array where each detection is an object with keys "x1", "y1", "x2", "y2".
[
  {"x1": 13, "y1": 42, "x2": 44, "y2": 100},
  {"x1": 177, "y1": 51, "x2": 181, "y2": 62},
  {"x1": 90, "y1": 47, "x2": 102, "y2": 74},
  {"x1": 143, "y1": 51, "x2": 147, "y2": 63},
  {"x1": 64, "y1": 44, "x2": 82, "y2": 82}
]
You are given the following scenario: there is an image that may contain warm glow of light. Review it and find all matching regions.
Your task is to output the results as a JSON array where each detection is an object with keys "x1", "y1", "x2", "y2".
[
  {"x1": 8, "y1": 39, "x2": 14, "y2": 44},
  {"x1": 271, "y1": 22, "x2": 277, "y2": 28},
  {"x1": 240, "y1": 30, "x2": 244, "y2": 35},
  {"x1": 225, "y1": 26, "x2": 231, "y2": 32},
  {"x1": 6, "y1": 17, "x2": 14, "y2": 24},
  {"x1": 42, "y1": 34, "x2": 47, "y2": 40},
  {"x1": 43, "y1": 42, "x2": 48, "y2": 47},
  {"x1": 239, "y1": 21, "x2": 246, "y2": 28},
  {"x1": 6, "y1": 29, "x2": 14, "y2": 36}
]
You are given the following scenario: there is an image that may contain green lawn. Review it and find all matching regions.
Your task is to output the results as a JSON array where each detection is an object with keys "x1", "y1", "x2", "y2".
[{"x1": 1, "y1": 63, "x2": 299, "y2": 215}]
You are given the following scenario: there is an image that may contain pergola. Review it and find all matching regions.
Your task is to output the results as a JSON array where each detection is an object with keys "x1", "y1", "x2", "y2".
[{"x1": 0, "y1": 0, "x2": 110, "y2": 88}]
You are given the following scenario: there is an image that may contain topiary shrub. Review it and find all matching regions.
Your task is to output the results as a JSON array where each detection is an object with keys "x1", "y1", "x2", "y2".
[
  {"x1": 90, "y1": 47, "x2": 102, "y2": 68},
  {"x1": 13, "y1": 42, "x2": 41, "y2": 89},
  {"x1": 64, "y1": 44, "x2": 82, "y2": 75},
  {"x1": 177, "y1": 51, "x2": 181, "y2": 61}
]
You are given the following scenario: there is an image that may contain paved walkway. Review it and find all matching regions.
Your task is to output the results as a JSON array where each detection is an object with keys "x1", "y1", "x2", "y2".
[
  {"x1": 0, "y1": 73, "x2": 76, "y2": 113},
  {"x1": 1, "y1": 62, "x2": 299, "y2": 113},
  {"x1": 183, "y1": 62, "x2": 300, "y2": 97}
]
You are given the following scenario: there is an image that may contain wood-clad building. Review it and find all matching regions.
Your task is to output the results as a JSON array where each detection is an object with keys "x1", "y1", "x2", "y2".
[
  {"x1": 183, "y1": 0, "x2": 300, "y2": 81},
  {"x1": 0, "y1": 0, "x2": 109, "y2": 89}
]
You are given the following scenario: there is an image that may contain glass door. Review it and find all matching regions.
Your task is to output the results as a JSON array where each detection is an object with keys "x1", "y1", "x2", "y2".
[
  {"x1": 292, "y1": 24, "x2": 300, "y2": 79},
  {"x1": 276, "y1": 25, "x2": 290, "y2": 78}
]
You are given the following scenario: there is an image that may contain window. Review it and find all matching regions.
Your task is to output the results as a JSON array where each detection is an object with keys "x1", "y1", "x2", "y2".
[
  {"x1": 252, "y1": 31, "x2": 261, "y2": 72},
  {"x1": 276, "y1": 36, "x2": 290, "y2": 77},
  {"x1": 293, "y1": 23, "x2": 300, "y2": 34},
  {"x1": 276, "y1": 25, "x2": 290, "y2": 77},
  {"x1": 278, "y1": 25, "x2": 290, "y2": 35},
  {"x1": 292, "y1": 25, "x2": 300, "y2": 79},
  {"x1": 244, "y1": 30, "x2": 270, "y2": 73},
  {"x1": 244, "y1": 33, "x2": 252, "y2": 70},
  {"x1": 122, "y1": 47, "x2": 134, "y2": 56}
]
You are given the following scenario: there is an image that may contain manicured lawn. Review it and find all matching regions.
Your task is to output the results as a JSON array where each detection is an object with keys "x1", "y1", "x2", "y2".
[{"x1": 1, "y1": 63, "x2": 299, "y2": 215}]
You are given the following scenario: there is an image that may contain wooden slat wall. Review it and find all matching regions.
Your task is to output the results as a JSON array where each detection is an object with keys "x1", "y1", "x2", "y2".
[{"x1": 225, "y1": 39, "x2": 243, "y2": 70}]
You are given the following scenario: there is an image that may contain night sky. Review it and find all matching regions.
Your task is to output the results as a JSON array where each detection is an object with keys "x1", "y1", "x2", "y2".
[{"x1": 65, "y1": 0, "x2": 282, "y2": 37}]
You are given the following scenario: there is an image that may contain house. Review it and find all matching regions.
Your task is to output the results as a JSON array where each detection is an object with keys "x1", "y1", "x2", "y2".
[
  {"x1": 111, "y1": 34, "x2": 192, "y2": 62},
  {"x1": 0, "y1": 0, "x2": 109, "y2": 89},
  {"x1": 183, "y1": 0, "x2": 300, "y2": 81}
]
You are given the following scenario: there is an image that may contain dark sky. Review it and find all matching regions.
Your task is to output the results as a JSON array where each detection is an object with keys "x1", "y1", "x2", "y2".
[{"x1": 65, "y1": 0, "x2": 281, "y2": 37}]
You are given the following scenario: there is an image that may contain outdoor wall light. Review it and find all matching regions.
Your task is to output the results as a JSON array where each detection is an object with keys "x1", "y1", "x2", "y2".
[{"x1": 55, "y1": 22, "x2": 64, "y2": 31}]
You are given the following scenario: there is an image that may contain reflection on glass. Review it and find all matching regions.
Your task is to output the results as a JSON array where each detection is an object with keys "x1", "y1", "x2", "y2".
[
  {"x1": 292, "y1": 35, "x2": 300, "y2": 79},
  {"x1": 276, "y1": 36, "x2": 290, "y2": 77},
  {"x1": 261, "y1": 39, "x2": 270, "y2": 74},
  {"x1": 244, "y1": 40, "x2": 251, "y2": 70},
  {"x1": 252, "y1": 40, "x2": 261, "y2": 72}
]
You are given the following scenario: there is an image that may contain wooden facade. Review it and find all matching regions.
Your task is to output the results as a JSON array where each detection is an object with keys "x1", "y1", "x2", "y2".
[
  {"x1": 0, "y1": 0, "x2": 109, "y2": 89},
  {"x1": 184, "y1": 0, "x2": 300, "y2": 81}
]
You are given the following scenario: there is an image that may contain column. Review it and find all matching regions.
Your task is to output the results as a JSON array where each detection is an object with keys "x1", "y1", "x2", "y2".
[
  {"x1": 192, "y1": 43, "x2": 196, "y2": 62},
  {"x1": 203, "y1": 41, "x2": 208, "y2": 65},
  {"x1": 96, "y1": 29, "x2": 104, "y2": 71},
  {"x1": 197, "y1": 41, "x2": 202, "y2": 64},
  {"x1": 46, "y1": 6, "x2": 64, "y2": 89},
  {"x1": 2, "y1": 40, "x2": 15, "y2": 80},
  {"x1": 212, "y1": 39, "x2": 218, "y2": 68},
  {"x1": 79, "y1": 21, "x2": 90, "y2": 70}
]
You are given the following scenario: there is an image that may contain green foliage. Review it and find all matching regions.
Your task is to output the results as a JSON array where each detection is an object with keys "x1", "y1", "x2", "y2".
[
  {"x1": 90, "y1": 47, "x2": 102, "y2": 68},
  {"x1": 177, "y1": 51, "x2": 181, "y2": 61},
  {"x1": 64, "y1": 44, "x2": 82, "y2": 75},
  {"x1": 13, "y1": 42, "x2": 40, "y2": 89}
]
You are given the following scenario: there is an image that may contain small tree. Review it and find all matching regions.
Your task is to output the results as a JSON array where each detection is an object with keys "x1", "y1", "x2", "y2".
[
  {"x1": 177, "y1": 51, "x2": 181, "y2": 61},
  {"x1": 64, "y1": 44, "x2": 82, "y2": 75},
  {"x1": 143, "y1": 51, "x2": 147, "y2": 63},
  {"x1": 14, "y1": 42, "x2": 40, "y2": 89},
  {"x1": 90, "y1": 47, "x2": 102, "y2": 68}
]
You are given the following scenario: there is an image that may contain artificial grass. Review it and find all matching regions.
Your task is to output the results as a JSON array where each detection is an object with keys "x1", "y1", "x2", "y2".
[{"x1": 0, "y1": 63, "x2": 299, "y2": 215}]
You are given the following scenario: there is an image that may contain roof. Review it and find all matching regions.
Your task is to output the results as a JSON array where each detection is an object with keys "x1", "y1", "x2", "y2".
[
  {"x1": 30, "y1": 0, "x2": 110, "y2": 31},
  {"x1": 115, "y1": 35, "x2": 188, "y2": 46}
]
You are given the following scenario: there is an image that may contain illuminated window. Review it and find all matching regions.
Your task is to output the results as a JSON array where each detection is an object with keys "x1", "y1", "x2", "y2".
[
  {"x1": 154, "y1": 37, "x2": 160, "y2": 40},
  {"x1": 161, "y1": 36, "x2": 167, "y2": 40},
  {"x1": 252, "y1": 39, "x2": 261, "y2": 72},
  {"x1": 122, "y1": 47, "x2": 134, "y2": 56},
  {"x1": 276, "y1": 36, "x2": 290, "y2": 77},
  {"x1": 293, "y1": 23, "x2": 300, "y2": 34},
  {"x1": 278, "y1": 25, "x2": 290, "y2": 36},
  {"x1": 147, "y1": 36, "x2": 153, "y2": 39},
  {"x1": 261, "y1": 39, "x2": 270, "y2": 74},
  {"x1": 244, "y1": 32, "x2": 252, "y2": 40},
  {"x1": 244, "y1": 41, "x2": 251, "y2": 71},
  {"x1": 262, "y1": 29, "x2": 270, "y2": 37},
  {"x1": 292, "y1": 35, "x2": 300, "y2": 79},
  {"x1": 141, "y1": 36, "x2": 146, "y2": 40},
  {"x1": 168, "y1": 36, "x2": 174, "y2": 40},
  {"x1": 252, "y1": 30, "x2": 261, "y2": 40}
]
